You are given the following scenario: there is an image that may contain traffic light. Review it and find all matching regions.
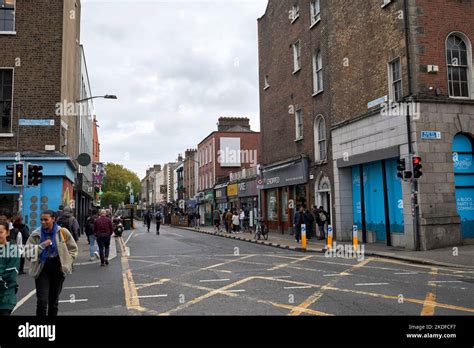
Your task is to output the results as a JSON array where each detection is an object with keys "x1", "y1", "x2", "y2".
[
  {"x1": 14, "y1": 163, "x2": 24, "y2": 187},
  {"x1": 6, "y1": 164, "x2": 15, "y2": 185},
  {"x1": 413, "y1": 156, "x2": 423, "y2": 179},
  {"x1": 27, "y1": 164, "x2": 44, "y2": 186},
  {"x1": 397, "y1": 158, "x2": 412, "y2": 181}
]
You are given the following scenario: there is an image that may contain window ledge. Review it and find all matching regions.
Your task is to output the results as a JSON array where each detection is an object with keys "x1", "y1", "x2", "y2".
[
  {"x1": 312, "y1": 90, "x2": 324, "y2": 97},
  {"x1": 314, "y1": 159, "x2": 328, "y2": 166},
  {"x1": 449, "y1": 96, "x2": 471, "y2": 100},
  {"x1": 293, "y1": 68, "x2": 301, "y2": 75},
  {"x1": 310, "y1": 18, "x2": 321, "y2": 29},
  {"x1": 0, "y1": 133, "x2": 14, "y2": 138},
  {"x1": 295, "y1": 137, "x2": 303, "y2": 143},
  {"x1": 0, "y1": 31, "x2": 16, "y2": 35}
]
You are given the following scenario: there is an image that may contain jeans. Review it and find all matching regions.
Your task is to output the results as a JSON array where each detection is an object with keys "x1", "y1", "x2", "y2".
[
  {"x1": 88, "y1": 234, "x2": 99, "y2": 258},
  {"x1": 35, "y1": 256, "x2": 65, "y2": 316},
  {"x1": 318, "y1": 224, "x2": 326, "y2": 238},
  {"x1": 295, "y1": 227, "x2": 301, "y2": 242},
  {"x1": 97, "y1": 235, "x2": 111, "y2": 264},
  {"x1": 156, "y1": 221, "x2": 161, "y2": 233},
  {"x1": 239, "y1": 220, "x2": 244, "y2": 231}
]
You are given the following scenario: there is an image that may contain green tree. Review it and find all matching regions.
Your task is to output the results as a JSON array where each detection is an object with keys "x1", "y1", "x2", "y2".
[{"x1": 101, "y1": 163, "x2": 141, "y2": 208}]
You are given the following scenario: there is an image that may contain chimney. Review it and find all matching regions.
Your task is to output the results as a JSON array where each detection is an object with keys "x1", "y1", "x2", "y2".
[
  {"x1": 217, "y1": 117, "x2": 251, "y2": 132},
  {"x1": 153, "y1": 164, "x2": 162, "y2": 172}
]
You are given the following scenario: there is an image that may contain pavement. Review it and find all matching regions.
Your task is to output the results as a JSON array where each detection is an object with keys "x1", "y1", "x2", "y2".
[{"x1": 172, "y1": 224, "x2": 474, "y2": 270}]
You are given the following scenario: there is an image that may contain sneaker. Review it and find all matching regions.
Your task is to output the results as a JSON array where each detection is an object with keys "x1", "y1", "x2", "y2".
[
  {"x1": 90, "y1": 257, "x2": 95, "y2": 262},
  {"x1": 95, "y1": 251, "x2": 100, "y2": 259}
]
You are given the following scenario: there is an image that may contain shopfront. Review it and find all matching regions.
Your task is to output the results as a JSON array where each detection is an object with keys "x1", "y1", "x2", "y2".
[
  {"x1": 227, "y1": 183, "x2": 239, "y2": 212},
  {"x1": 238, "y1": 179, "x2": 258, "y2": 227},
  {"x1": 215, "y1": 184, "x2": 228, "y2": 213},
  {"x1": 262, "y1": 157, "x2": 309, "y2": 233}
]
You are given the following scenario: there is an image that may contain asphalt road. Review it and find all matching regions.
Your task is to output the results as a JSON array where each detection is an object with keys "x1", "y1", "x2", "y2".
[{"x1": 12, "y1": 223, "x2": 474, "y2": 316}]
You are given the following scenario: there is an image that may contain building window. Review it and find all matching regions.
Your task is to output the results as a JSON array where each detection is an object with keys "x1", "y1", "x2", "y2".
[
  {"x1": 313, "y1": 50, "x2": 323, "y2": 94},
  {"x1": 264, "y1": 75, "x2": 270, "y2": 90},
  {"x1": 310, "y1": 0, "x2": 321, "y2": 27},
  {"x1": 446, "y1": 33, "x2": 471, "y2": 98},
  {"x1": 293, "y1": 41, "x2": 301, "y2": 73},
  {"x1": 0, "y1": 69, "x2": 13, "y2": 134},
  {"x1": 314, "y1": 116, "x2": 326, "y2": 161},
  {"x1": 266, "y1": 190, "x2": 278, "y2": 221},
  {"x1": 389, "y1": 58, "x2": 402, "y2": 102},
  {"x1": 0, "y1": 0, "x2": 15, "y2": 32},
  {"x1": 290, "y1": 4, "x2": 299, "y2": 23},
  {"x1": 295, "y1": 109, "x2": 303, "y2": 140}
]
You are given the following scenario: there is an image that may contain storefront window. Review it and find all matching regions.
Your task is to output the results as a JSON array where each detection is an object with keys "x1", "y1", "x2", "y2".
[
  {"x1": 266, "y1": 190, "x2": 278, "y2": 221},
  {"x1": 295, "y1": 185, "x2": 307, "y2": 209},
  {"x1": 281, "y1": 189, "x2": 289, "y2": 222}
]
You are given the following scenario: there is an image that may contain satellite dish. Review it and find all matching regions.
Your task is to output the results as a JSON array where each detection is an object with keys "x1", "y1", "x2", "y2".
[{"x1": 77, "y1": 153, "x2": 92, "y2": 167}]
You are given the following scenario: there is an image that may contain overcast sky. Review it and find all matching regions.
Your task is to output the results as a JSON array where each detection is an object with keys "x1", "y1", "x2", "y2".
[{"x1": 81, "y1": 0, "x2": 268, "y2": 179}]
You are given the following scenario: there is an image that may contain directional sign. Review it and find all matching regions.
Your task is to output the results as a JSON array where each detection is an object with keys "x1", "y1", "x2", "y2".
[{"x1": 19, "y1": 119, "x2": 55, "y2": 126}]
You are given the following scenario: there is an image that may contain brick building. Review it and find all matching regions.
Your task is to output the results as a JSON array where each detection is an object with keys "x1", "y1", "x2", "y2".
[
  {"x1": 259, "y1": 0, "x2": 474, "y2": 250},
  {"x1": 196, "y1": 117, "x2": 261, "y2": 224},
  {"x1": 258, "y1": 0, "x2": 332, "y2": 234},
  {"x1": 0, "y1": 0, "x2": 83, "y2": 229},
  {"x1": 183, "y1": 149, "x2": 198, "y2": 204}
]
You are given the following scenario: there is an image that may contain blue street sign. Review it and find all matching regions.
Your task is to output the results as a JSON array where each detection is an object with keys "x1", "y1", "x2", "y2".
[
  {"x1": 421, "y1": 131, "x2": 441, "y2": 140},
  {"x1": 19, "y1": 119, "x2": 55, "y2": 126}
]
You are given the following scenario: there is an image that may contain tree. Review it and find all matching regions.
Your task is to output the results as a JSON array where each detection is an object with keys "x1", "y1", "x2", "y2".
[{"x1": 101, "y1": 163, "x2": 141, "y2": 208}]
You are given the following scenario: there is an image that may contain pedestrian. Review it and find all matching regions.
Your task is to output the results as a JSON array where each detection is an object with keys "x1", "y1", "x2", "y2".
[
  {"x1": 56, "y1": 207, "x2": 79, "y2": 242},
  {"x1": 0, "y1": 210, "x2": 24, "y2": 269},
  {"x1": 239, "y1": 209, "x2": 245, "y2": 232},
  {"x1": 304, "y1": 208, "x2": 315, "y2": 240},
  {"x1": 144, "y1": 210, "x2": 152, "y2": 232},
  {"x1": 222, "y1": 209, "x2": 228, "y2": 233},
  {"x1": 232, "y1": 211, "x2": 240, "y2": 234},
  {"x1": 24, "y1": 210, "x2": 78, "y2": 316},
  {"x1": 85, "y1": 209, "x2": 99, "y2": 262},
  {"x1": 225, "y1": 210, "x2": 233, "y2": 233},
  {"x1": 12, "y1": 215, "x2": 30, "y2": 274},
  {"x1": 315, "y1": 206, "x2": 328, "y2": 240},
  {"x1": 213, "y1": 209, "x2": 221, "y2": 233},
  {"x1": 0, "y1": 221, "x2": 20, "y2": 316},
  {"x1": 93, "y1": 210, "x2": 114, "y2": 267},
  {"x1": 194, "y1": 211, "x2": 201, "y2": 231},
  {"x1": 294, "y1": 206, "x2": 307, "y2": 244},
  {"x1": 188, "y1": 211, "x2": 195, "y2": 228},
  {"x1": 155, "y1": 211, "x2": 162, "y2": 235}
]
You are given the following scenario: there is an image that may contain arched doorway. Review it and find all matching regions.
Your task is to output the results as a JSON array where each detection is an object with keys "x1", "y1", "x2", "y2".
[
  {"x1": 315, "y1": 175, "x2": 331, "y2": 224},
  {"x1": 453, "y1": 133, "x2": 474, "y2": 239}
]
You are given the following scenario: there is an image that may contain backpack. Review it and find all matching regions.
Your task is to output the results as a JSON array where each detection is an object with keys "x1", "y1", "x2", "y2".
[
  {"x1": 57, "y1": 215, "x2": 72, "y2": 231},
  {"x1": 319, "y1": 211, "x2": 327, "y2": 222},
  {"x1": 86, "y1": 216, "x2": 97, "y2": 235},
  {"x1": 155, "y1": 213, "x2": 162, "y2": 222}
]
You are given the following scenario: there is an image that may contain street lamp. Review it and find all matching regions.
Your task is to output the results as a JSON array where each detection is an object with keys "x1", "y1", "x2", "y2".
[{"x1": 76, "y1": 95, "x2": 118, "y2": 103}]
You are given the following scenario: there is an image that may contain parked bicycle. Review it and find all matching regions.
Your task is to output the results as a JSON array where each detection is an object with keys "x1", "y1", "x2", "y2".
[{"x1": 254, "y1": 217, "x2": 268, "y2": 240}]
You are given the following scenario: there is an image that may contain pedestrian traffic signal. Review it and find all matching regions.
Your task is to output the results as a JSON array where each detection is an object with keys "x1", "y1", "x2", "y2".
[
  {"x1": 14, "y1": 163, "x2": 24, "y2": 187},
  {"x1": 6, "y1": 164, "x2": 15, "y2": 185},
  {"x1": 413, "y1": 156, "x2": 423, "y2": 179},
  {"x1": 27, "y1": 164, "x2": 44, "y2": 186},
  {"x1": 397, "y1": 158, "x2": 412, "y2": 181}
]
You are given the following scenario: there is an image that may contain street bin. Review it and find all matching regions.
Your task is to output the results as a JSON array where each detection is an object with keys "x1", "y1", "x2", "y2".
[{"x1": 123, "y1": 218, "x2": 132, "y2": 231}]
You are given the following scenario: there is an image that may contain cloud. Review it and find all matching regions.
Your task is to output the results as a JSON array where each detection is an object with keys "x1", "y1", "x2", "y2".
[{"x1": 81, "y1": 0, "x2": 268, "y2": 178}]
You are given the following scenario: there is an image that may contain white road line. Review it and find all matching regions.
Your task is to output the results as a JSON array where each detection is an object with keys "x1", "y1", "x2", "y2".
[
  {"x1": 135, "y1": 294, "x2": 168, "y2": 299},
  {"x1": 12, "y1": 289, "x2": 36, "y2": 313},
  {"x1": 200, "y1": 279, "x2": 231, "y2": 283},
  {"x1": 355, "y1": 283, "x2": 389, "y2": 286},
  {"x1": 59, "y1": 299, "x2": 89, "y2": 303},
  {"x1": 324, "y1": 274, "x2": 343, "y2": 277},
  {"x1": 428, "y1": 281, "x2": 463, "y2": 283},
  {"x1": 284, "y1": 286, "x2": 313, "y2": 289},
  {"x1": 64, "y1": 285, "x2": 99, "y2": 290},
  {"x1": 222, "y1": 289, "x2": 246, "y2": 293},
  {"x1": 394, "y1": 272, "x2": 418, "y2": 275},
  {"x1": 124, "y1": 231, "x2": 135, "y2": 245}
]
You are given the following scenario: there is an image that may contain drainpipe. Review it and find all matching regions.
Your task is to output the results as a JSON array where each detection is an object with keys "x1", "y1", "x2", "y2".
[{"x1": 403, "y1": 0, "x2": 420, "y2": 251}]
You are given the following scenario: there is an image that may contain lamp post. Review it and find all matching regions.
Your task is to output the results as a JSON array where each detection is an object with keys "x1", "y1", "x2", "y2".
[{"x1": 76, "y1": 95, "x2": 118, "y2": 103}]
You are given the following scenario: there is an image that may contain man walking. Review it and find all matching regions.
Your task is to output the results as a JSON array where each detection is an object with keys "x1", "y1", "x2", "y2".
[
  {"x1": 144, "y1": 210, "x2": 152, "y2": 232},
  {"x1": 315, "y1": 206, "x2": 328, "y2": 240},
  {"x1": 85, "y1": 209, "x2": 99, "y2": 261},
  {"x1": 56, "y1": 207, "x2": 79, "y2": 242},
  {"x1": 225, "y1": 209, "x2": 233, "y2": 234},
  {"x1": 93, "y1": 210, "x2": 114, "y2": 267},
  {"x1": 294, "y1": 206, "x2": 307, "y2": 244},
  {"x1": 155, "y1": 211, "x2": 162, "y2": 235},
  {"x1": 25, "y1": 210, "x2": 78, "y2": 316}
]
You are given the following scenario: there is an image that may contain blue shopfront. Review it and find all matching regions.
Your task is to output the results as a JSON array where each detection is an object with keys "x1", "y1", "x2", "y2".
[
  {"x1": 351, "y1": 158, "x2": 404, "y2": 245},
  {"x1": 0, "y1": 155, "x2": 76, "y2": 231},
  {"x1": 453, "y1": 133, "x2": 474, "y2": 239}
]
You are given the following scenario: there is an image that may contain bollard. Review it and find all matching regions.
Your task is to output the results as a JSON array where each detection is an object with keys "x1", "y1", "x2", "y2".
[
  {"x1": 352, "y1": 225, "x2": 358, "y2": 250},
  {"x1": 301, "y1": 224, "x2": 307, "y2": 251},
  {"x1": 327, "y1": 225, "x2": 333, "y2": 250}
]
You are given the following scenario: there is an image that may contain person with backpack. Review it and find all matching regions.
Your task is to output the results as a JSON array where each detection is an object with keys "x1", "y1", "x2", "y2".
[
  {"x1": 0, "y1": 221, "x2": 20, "y2": 316},
  {"x1": 56, "y1": 207, "x2": 79, "y2": 242},
  {"x1": 13, "y1": 215, "x2": 30, "y2": 274},
  {"x1": 315, "y1": 206, "x2": 328, "y2": 240},
  {"x1": 155, "y1": 211, "x2": 162, "y2": 235},
  {"x1": 24, "y1": 210, "x2": 78, "y2": 316},
  {"x1": 85, "y1": 209, "x2": 99, "y2": 262}
]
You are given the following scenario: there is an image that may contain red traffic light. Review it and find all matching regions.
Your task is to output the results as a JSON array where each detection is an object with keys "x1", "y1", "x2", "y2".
[{"x1": 413, "y1": 156, "x2": 422, "y2": 165}]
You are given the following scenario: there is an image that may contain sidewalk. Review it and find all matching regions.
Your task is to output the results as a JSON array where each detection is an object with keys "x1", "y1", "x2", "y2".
[
  {"x1": 173, "y1": 224, "x2": 474, "y2": 270},
  {"x1": 74, "y1": 233, "x2": 117, "y2": 266}
]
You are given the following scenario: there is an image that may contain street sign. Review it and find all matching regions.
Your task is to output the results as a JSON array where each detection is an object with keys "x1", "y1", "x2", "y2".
[
  {"x1": 257, "y1": 178, "x2": 264, "y2": 190},
  {"x1": 19, "y1": 119, "x2": 55, "y2": 126},
  {"x1": 367, "y1": 95, "x2": 387, "y2": 109},
  {"x1": 421, "y1": 131, "x2": 441, "y2": 140}
]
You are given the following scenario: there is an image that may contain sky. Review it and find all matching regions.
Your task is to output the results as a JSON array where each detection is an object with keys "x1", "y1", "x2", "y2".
[{"x1": 81, "y1": 0, "x2": 268, "y2": 179}]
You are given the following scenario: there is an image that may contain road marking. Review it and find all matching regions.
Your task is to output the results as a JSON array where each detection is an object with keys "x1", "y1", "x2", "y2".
[
  {"x1": 223, "y1": 289, "x2": 246, "y2": 293},
  {"x1": 258, "y1": 300, "x2": 333, "y2": 316},
  {"x1": 135, "y1": 294, "x2": 168, "y2": 299},
  {"x1": 323, "y1": 274, "x2": 345, "y2": 277},
  {"x1": 64, "y1": 285, "x2": 99, "y2": 289},
  {"x1": 394, "y1": 272, "x2": 418, "y2": 275},
  {"x1": 284, "y1": 286, "x2": 312, "y2": 289},
  {"x1": 201, "y1": 254, "x2": 255, "y2": 271},
  {"x1": 12, "y1": 289, "x2": 36, "y2": 313},
  {"x1": 428, "y1": 281, "x2": 463, "y2": 284},
  {"x1": 59, "y1": 299, "x2": 88, "y2": 303},
  {"x1": 268, "y1": 255, "x2": 314, "y2": 271},
  {"x1": 421, "y1": 292, "x2": 436, "y2": 316},
  {"x1": 124, "y1": 231, "x2": 135, "y2": 245},
  {"x1": 199, "y1": 279, "x2": 230, "y2": 283},
  {"x1": 355, "y1": 283, "x2": 390, "y2": 286},
  {"x1": 136, "y1": 279, "x2": 170, "y2": 290}
]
